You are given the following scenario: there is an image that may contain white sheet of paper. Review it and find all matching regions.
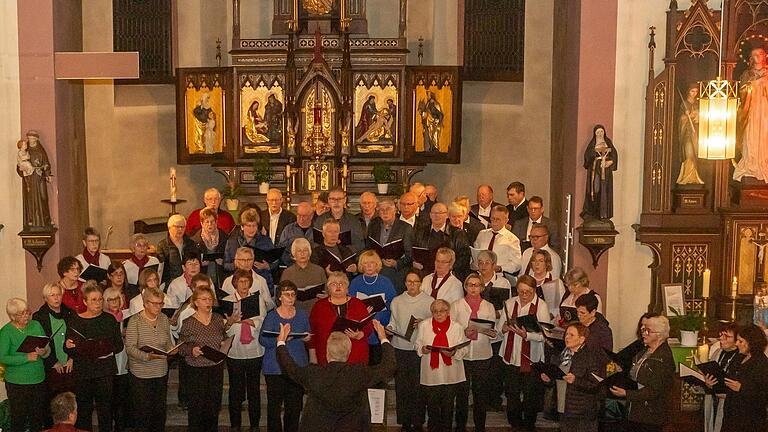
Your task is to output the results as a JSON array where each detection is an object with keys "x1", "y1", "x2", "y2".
[{"x1": 368, "y1": 388, "x2": 385, "y2": 424}]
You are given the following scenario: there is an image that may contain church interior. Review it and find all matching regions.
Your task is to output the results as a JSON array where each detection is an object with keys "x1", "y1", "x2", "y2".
[{"x1": 2, "y1": 0, "x2": 768, "y2": 430}]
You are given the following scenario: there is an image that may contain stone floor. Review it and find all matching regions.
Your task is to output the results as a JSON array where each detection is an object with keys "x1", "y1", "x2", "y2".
[{"x1": 159, "y1": 368, "x2": 560, "y2": 431}]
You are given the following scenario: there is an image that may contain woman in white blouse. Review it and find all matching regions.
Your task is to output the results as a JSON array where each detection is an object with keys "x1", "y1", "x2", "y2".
[
  {"x1": 451, "y1": 273, "x2": 498, "y2": 432},
  {"x1": 498, "y1": 274, "x2": 550, "y2": 430},
  {"x1": 530, "y1": 250, "x2": 566, "y2": 322},
  {"x1": 389, "y1": 271, "x2": 433, "y2": 432},
  {"x1": 415, "y1": 299, "x2": 468, "y2": 432},
  {"x1": 560, "y1": 267, "x2": 602, "y2": 313},
  {"x1": 222, "y1": 268, "x2": 268, "y2": 431}
]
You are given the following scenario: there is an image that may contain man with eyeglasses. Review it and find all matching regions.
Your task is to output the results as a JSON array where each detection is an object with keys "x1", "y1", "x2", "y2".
[
  {"x1": 277, "y1": 201, "x2": 317, "y2": 265},
  {"x1": 397, "y1": 192, "x2": 420, "y2": 227},
  {"x1": 366, "y1": 199, "x2": 413, "y2": 293},
  {"x1": 473, "y1": 205, "x2": 522, "y2": 278},
  {"x1": 312, "y1": 187, "x2": 366, "y2": 253},
  {"x1": 221, "y1": 247, "x2": 275, "y2": 310},
  {"x1": 413, "y1": 202, "x2": 471, "y2": 280},
  {"x1": 519, "y1": 223, "x2": 562, "y2": 280},
  {"x1": 157, "y1": 214, "x2": 197, "y2": 288},
  {"x1": 512, "y1": 196, "x2": 560, "y2": 252}
]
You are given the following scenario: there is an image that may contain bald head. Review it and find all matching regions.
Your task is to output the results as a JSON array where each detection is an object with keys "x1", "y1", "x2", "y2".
[
  {"x1": 430, "y1": 202, "x2": 448, "y2": 228},
  {"x1": 296, "y1": 201, "x2": 314, "y2": 228},
  {"x1": 477, "y1": 184, "x2": 494, "y2": 208},
  {"x1": 399, "y1": 192, "x2": 419, "y2": 219},
  {"x1": 410, "y1": 182, "x2": 427, "y2": 206}
]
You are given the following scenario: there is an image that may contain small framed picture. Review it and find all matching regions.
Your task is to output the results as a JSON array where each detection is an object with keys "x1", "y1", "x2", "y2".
[{"x1": 662, "y1": 283, "x2": 686, "y2": 316}]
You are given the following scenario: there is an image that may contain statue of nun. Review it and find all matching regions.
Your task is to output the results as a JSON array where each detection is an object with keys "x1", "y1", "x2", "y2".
[{"x1": 581, "y1": 124, "x2": 617, "y2": 222}]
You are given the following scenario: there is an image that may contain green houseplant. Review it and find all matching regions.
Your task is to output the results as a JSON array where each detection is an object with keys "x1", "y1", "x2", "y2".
[
  {"x1": 668, "y1": 306, "x2": 706, "y2": 347},
  {"x1": 372, "y1": 162, "x2": 395, "y2": 194},
  {"x1": 222, "y1": 180, "x2": 242, "y2": 210},
  {"x1": 252, "y1": 156, "x2": 273, "y2": 194}
]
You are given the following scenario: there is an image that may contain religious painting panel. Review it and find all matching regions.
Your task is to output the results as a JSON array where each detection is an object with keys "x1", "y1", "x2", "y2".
[
  {"x1": 670, "y1": 244, "x2": 708, "y2": 313},
  {"x1": 405, "y1": 67, "x2": 462, "y2": 164},
  {"x1": 733, "y1": 222, "x2": 768, "y2": 296},
  {"x1": 299, "y1": 80, "x2": 337, "y2": 158},
  {"x1": 301, "y1": 159, "x2": 335, "y2": 192},
  {"x1": 176, "y1": 68, "x2": 232, "y2": 164},
  {"x1": 353, "y1": 71, "x2": 400, "y2": 156},
  {"x1": 237, "y1": 71, "x2": 286, "y2": 157}
]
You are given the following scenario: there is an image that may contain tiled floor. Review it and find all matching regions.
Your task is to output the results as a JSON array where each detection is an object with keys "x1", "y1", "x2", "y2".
[{"x1": 159, "y1": 368, "x2": 560, "y2": 431}]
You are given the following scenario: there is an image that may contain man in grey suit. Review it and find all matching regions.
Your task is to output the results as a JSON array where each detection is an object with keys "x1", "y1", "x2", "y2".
[{"x1": 512, "y1": 196, "x2": 560, "y2": 252}]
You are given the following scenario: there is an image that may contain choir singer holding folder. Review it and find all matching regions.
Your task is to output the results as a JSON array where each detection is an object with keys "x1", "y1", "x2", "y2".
[{"x1": 0, "y1": 298, "x2": 48, "y2": 432}]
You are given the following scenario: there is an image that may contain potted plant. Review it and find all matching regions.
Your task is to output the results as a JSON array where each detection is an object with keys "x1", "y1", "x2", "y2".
[
  {"x1": 668, "y1": 306, "x2": 706, "y2": 347},
  {"x1": 372, "y1": 162, "x2": 395, "y2": 194},
  {"x1": 222, "y1": 180, "x2": 242, "y2": 211},
  {"x1": 252, "y1": 156, "x2": 273, "y2": 194}
]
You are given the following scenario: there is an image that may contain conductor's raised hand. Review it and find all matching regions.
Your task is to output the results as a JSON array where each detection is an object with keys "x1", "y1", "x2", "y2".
[
  {"x1": 277, "y1": 322, "x2": 292, "y2": 343},
  {"x1": 372, "y1": 319, "x2": 387, "y2": 341}
]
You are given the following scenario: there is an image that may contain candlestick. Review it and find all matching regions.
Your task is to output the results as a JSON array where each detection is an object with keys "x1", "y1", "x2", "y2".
[
  {"x1": 170, "y1": 167, "x2": 177, "y2": 202},
  {"x1": 731, "y1": 276, "x2": 738, "y2": 298},
  {"x1": 702, "y1": 268, "x2": 710, "y2": 298}
]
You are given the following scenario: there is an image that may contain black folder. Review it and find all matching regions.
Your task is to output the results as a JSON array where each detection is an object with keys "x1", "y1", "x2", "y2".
[
  {"x1": 219, "y1": 294, "x2": 261, "y2": 320},
  {"x1": 250, "y1": 246, "x2": 285, "y2": 264},
  {"x1": 604, "y1": 342, "x2": 644, "y2": 372},
  {"x1": 66, "y1": 327, "x2": 114, "y2": 358},
  {"x1": 331, "y1": 312, "x2": 375, "y2": 333},
  {"x1": 313, "y1": 228, "x2": 352, "y2": 246},
  {"x1": 360, "y1": 294, "x2": 387, "y2": 314},
  {"x1": 426, "y1": 340, "x2": 471, "y2": 352},
  {"x1": 469, "y1": 317, "x2": 496, "y2": 330},
  {"x1": 139, "y1": 342, "x2": 183, "y2": 356},
  {"x1": 318, "y1": 249, "x2": 357, "y2": 272},
  {"x1": 80, "y1": 265, "x2": 108, "y2": 284},
  {"x1": 368, "y1": 237, "x2": 405, "y2": 260},
  {"x1": 483, "y1": 287, "x2": 510, "y2": 311},
  {"x1": 16, "y1": 335, "x2": 51, "y2": 353},
  {"x1": 141, "y1": 263, "x2": 160, "y2": 276},
  {"x1": 560, "y1": 306, "x2": 579, "y2": 324},
  {"x1": 297, "y1": 284, "x2": 326, "y2": 302},
  {"x1": 515, "y1": 315, "x2": 546, "y2": 333},
  {"x1": 260, "y1": 330, "x2": 311, "y2": 340},
  {"x1": 592, "y1": 371, "x2": 638, "y2": 390},
  {"x1": 200, "y1": 335, "x2": 234, "y2": 363},
  {"x1": 201, "y1": 252, "x2": 224, "y2": 262},
  {"x1": 385, "y1": 315, "x2": 418, "y2": 341},
  {"x1": 532, "y1": 362, "x2": 566, "y2": 380},
  {"x1": 411, "y1": 246, "x2": 437, "y2": 273}
]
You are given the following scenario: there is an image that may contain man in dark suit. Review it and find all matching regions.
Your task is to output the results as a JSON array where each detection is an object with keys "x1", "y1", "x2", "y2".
[
  {"x1": 410, "y1": 182, "x2": 433, "y2": 226},
  {"x1": 367, "y1": 198, "x2": 413, "y2": 293},
  {"x1": 263, "y1": 188, "x2": 297, "y2": 245},
  {"x1": 413, "y1": 202, "x2": 471, "y2": 280},
  {"x1": 313, "y1": 188, "x2": 366, "y2": 253},
  {"x1": 505, "y1": 181, "x2": 529, "y2": 227},
  {"x1": 357, "y1": 191, "x2": 379, "y2": 237},
  {"x1": 512, "y1": 195, "x2": 560, "y2": 251},
  {"x1": 276, "y1": 320, "x2": 396, "y2": 432},
  {"x1": 470, "y1": 184, "x2": 502, "y2": 229},
  {"x1": 448, "y1": 201, "x2": 483, "y2": 245}
]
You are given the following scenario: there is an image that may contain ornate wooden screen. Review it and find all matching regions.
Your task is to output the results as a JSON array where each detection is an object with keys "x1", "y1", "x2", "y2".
[
  {"x1": 113, "y1": 0, "x2": 174, "y2": 84},
  {"x1": 463, "y1": 0, "x2": 525, "y2": 82}
]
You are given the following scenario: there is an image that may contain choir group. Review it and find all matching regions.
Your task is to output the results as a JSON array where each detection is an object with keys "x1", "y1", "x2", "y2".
[{"x1": 1, "y1": 182, "x2": 767, "y2": 432}]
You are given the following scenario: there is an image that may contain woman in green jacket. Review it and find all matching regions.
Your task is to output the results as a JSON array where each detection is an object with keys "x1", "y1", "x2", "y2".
[{"x1": 0, "y1": 297, "x2": 49, "y2": 432}]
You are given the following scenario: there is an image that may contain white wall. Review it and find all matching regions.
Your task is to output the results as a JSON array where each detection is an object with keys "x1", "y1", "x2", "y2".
[
  {"x1": 606, "y1": 0, "x2": 694, "y2": 346},
  {"x1": 0, "y1": 0, "x2": 24, "y2": 399}
]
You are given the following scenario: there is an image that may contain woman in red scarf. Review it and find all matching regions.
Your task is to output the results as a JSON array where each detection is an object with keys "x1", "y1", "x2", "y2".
[{"x1": 415, "y1": 299, "x2": 468, "y2": 432}]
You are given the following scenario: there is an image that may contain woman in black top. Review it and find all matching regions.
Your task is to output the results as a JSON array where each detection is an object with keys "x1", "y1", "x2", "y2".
[
  {"x1": 720, "y1": 324, "x2": 768, "y2": 432},
  {"x1": 609, "y1": 315, "x2": 675, "y2": 432},
  {"x1": 64, "y1": 281, "x2": 124, "y2": 432},
  {"x1": 703, "y1": 323, "x2": 743, "y2": 432},
  {"x1": 191, "y1": 207, "x2": 228, "y2": 290}
]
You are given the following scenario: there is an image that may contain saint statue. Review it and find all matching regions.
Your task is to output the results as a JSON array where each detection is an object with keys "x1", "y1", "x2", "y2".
[
  {"x1": 193, "y1": 93, "x2": 217, "y2": 154},
  {"x1": 581, "y1": 125, "x2": 617, "y2": 222},
  {"x1": 304, "y1": 0, "x2": 334, "y2": 15},
  {"x1": 244, "y1": 100, "x2": 269, "y2": 144},
  {"x1": 308, "y1": 164, "x2": 317, "y2": 191},
  {"x1": 320, "y1": 165, "x2": 329, "y2": 191},
  {"x1": 16, "y1": 130, "x2": 53, "y2": 231},
  {"x1": 734, "y1": 47, "x2": 768, "y2": 182},
  {"x1": 418, "y1": 92, "x2": 444, "y2": 152},
  {"x1": 676, "y1": 82, "x2": 704, "y2": 185}
]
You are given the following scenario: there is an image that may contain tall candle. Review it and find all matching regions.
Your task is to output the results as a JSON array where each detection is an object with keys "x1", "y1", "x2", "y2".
[
  {"x1": 702, "y1": 269, "x2": 710, "y2": 298},
  {"x1": 698, "y1": 343, "x2": 710, "y2": 363},
  {"x1": 170, "y1": 167, "x2": 177, "y2": 202},
  {"x1": 731, "y1": 276, "x2": 738, "y2": 298},
  {"x1": 340, "y1": 0, "x2": 346, "y2": 26}
]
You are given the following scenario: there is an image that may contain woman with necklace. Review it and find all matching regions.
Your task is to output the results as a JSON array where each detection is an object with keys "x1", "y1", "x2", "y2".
[
  {"x1": 65, "y1": 281, "x2": 124, "y2": 432},
  {"x1": 702, "y1": 323, "x2": 744, "y2": 432},
  {"x1": 32, "y1": 283, "x2": 75, "y2": 404},
  {"x1": 57, "y1": 256, "x2": 86, "y2": 314},
  {"x1": 260, "y1": 280, "x2": 311, "y2": 432},
  {"x1": 191, "y1": 208, "x2": 228, "y2": 291},
  {"x1": 125, "y1": 286, "x2": 174, "y2": 432},
  {"x1": 719, "y1": 324, "x2": 768, "y2": 432},
  {"x1": 309, "y1": 271, "x2": 372, "y2": 365},
  {"x1": 178, "y1": 279, "x2": 232, "y2": 432},
  {"x1": 609, "y1": 315, "x2": 674, "y2": 432},
  {"x1": 222, "y1": 269, "x2": 268, "y2": 432},
  {"x1": 0, "y1": 298, "x2": 48, "y2": 432},
  {"x1": 348, "y1": 251, "x2": 396, "y2": 365}
]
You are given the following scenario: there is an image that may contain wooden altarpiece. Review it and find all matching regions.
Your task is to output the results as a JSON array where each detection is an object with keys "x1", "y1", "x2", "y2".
[
  {"x1": 637, "y1": 0, "x2": 768, "y2": 326},
  {"x1": 175, "y1": 0, "x2": 463, "y2": 207}
]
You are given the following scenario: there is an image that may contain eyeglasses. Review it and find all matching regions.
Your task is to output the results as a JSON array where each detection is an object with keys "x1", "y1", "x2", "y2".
[
  {"x1": 466, "y1": 282, "x2": 484, "y2": 288},
  {"x1": 529, "y1": 235, "x2": 546, "y2": 239},
  {"x1": 405, "y1": 279, "x2": 421, "y2": 284},
  {"x1": 328, "y1": 282, "x2": 346, "y2": 288},
  {"x1": 328, "y1": 197, "x2": 344, "y2": 202},
  {"x1": 640, "y1": 327, "x2": 659, "y2": 335},
  {"x1": 146, "y1": 300, "x2": 164, "y2": 307},
  {"x1": 106, "y1": 297, "x2": 121, "y2": 302}
]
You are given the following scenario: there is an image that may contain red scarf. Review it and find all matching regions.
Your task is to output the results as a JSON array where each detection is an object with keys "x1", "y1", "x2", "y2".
[
  {"x1": 466, "y1": 295, "x2": 482, "y2": 340},
  {"x1": 81, "y1": 248, "x2": 101, "y2": 266},
  {"x1": 131, "y1": 254, "x2": 149, "y2": 271},
  {"x1": 503, "y1": 298, "x2": 538, "y2": 372},
  {"x1": 430, "y1": 317, "x2": 452, "y2": 369}
]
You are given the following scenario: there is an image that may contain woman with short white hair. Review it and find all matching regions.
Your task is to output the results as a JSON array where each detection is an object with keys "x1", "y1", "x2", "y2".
[
  {"x1": 32, "y1": 283, "x2": 75, "y2": 399},
  {"x1": 0, "y1": 297, "x2": 48, "y2": 432},
  {"x1": 281, "y1": 237, "x2": 327, "y2": 312},
  {"x1": 157, "y1": 214, "x2": 197, "y2": 288}
]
